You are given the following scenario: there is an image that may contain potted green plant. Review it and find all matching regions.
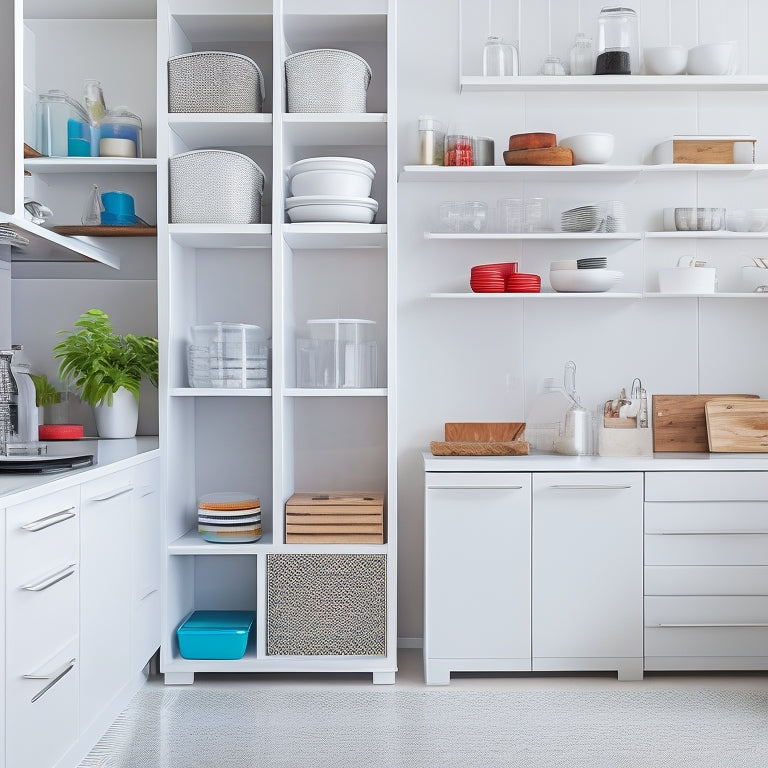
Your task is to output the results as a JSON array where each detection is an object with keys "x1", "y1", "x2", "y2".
[{"x1": 53, "y1": 308, "x2": 158, "y2": 438}]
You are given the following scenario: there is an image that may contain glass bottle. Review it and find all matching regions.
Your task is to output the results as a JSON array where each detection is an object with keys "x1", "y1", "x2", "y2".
[
  {"x1": 483, "y1": 35, "x2": 519, "y2": 76},
  {"x1": 570, "y1": 33, "x2": 595, "y2": 75},
  {"x1": 418, "y1": 116, "x2": 445, "y2": 165},
  {"x1": 596, "y1": 6, "x2": 640, "y2": 75}
]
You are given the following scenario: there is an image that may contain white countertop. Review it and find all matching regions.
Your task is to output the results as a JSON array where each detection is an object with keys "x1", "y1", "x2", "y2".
[
  {"x1": 0, "y1": 436, "x2": 159, "y2": 505},
  {"x1": 422, "y1": 450, "x2": 768, "y2": 472}
]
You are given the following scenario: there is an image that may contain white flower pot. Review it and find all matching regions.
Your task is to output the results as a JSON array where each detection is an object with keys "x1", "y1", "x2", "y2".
[{"x1": 93, "y1": 387, "x2": 139, "y2": 438}]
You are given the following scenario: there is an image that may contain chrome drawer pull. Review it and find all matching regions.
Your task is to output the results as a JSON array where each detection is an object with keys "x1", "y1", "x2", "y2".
[
  {"x1": 21, "y1": 508, "x2": 76, "y2": 532},
  {"x1": 22, "y1": 564, "x2": 76, "y2": 592},
  {"x1": 431, "y1": 485, "x2": 524, "y2": 490},
  {"x1": 646, "y1": 531, "x2": 768, "y2": 536},
  {"x1": 24, "y1": 658, "x2": 76, "y2": 703},
  {"x1": 88, "y1": 484, "x2": 133, "y2": 502},
  {"x1": 550, "y1": 484, "x2": 632, "y2": 490},
  {"x1": 654, "y1": 622, "x2": 768, "y2": 628}
]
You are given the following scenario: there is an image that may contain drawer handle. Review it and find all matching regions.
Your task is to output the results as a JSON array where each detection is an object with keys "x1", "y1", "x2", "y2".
[
  {"x1": 654, "y1": 623, "x2": 768, "y2": 628},
  {"x1": 550, "y1": 484, "x2": 632, "y2": 490},
  {"x1": 140, "y1": 586, "x2": 159, "y2": 600},
  {"x1": 88, "y1": 484, "x2": 133, "y2": 502},
  {"x1": 24, "y1": 658, "x2": 76, "y2": 703},
  {"x1": 22, "y1": 564, "x2": 76, "y2": 592},
  {"x1": 139, "y1": 484, "x2": 155, "y2": 498},
  {"x1": 431, "y1": 485, "x2": 525, "y2": 490},
  {"x1": 646, "y1": 531, "x2": 768, "y2": 536},
  {"x1": 21, "y1": 507, "x2": 76, "y2": 532}
]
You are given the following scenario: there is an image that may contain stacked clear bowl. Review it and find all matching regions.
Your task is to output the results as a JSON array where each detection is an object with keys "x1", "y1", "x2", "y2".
[{"x1": 188, "y1": 323, "x2": 269, "y2": 388}]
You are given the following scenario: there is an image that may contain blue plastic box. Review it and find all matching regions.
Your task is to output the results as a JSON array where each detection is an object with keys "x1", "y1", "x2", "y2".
[{"x1": 176, "y1": 610, "x2": 255, "y2": 659}]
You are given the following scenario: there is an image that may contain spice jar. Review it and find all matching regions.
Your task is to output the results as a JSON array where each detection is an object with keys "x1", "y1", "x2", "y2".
[
  {"x1": 596, "y1": 6, "x2": 640, "y2": 75},
  {"x1": 418, "y1": 115, "x2": 445, "y2": 165},
  {"x1": 445, "y1": 134, "x2": 473, "y2": 166}
]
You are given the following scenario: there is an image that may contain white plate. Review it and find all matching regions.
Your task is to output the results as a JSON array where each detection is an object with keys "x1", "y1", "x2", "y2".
[
  {"x1": 285, "y1": 195, "x2": 378, "y2": 210},
  {"x1": 288, "y1": 157, "x2": 375, "y2": 179},
  {"x1": 286, "y1": 202, "x2": 377, "y2": 224}
]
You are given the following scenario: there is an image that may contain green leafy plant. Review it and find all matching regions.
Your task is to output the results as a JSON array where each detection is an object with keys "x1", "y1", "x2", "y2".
[
  {"x1": 53, "y1": 308, "x2": 158, "y2": 407},
  {"x1": 29, "y1": 373, "x2": 62, "y2": 407}
]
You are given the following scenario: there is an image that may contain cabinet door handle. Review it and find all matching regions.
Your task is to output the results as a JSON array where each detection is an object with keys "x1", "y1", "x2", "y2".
[
  {"x1": 22, "y1": 564, "x2": 76, "y2": 592},
  {"x1": 139, "y1": 484, "x2": 155, "y2": 498},
  {"x1": 140, "y1": 586, "x2": 159, "y2": 600},
  {"x1": 87, "y1": 484, "x2": 133, "y2": 502},
  {"x1": 549, "y1": 484, "x2": 632, "y2": 490},
  {"x1": 24, "y1": 658, "x2": 76, "y2": 703},
  {"x1": 654, "y1": 623, "x2": 768, "y2": 629},
  {"x1": 21, "y1": 507, "x2": 76, "y2": 532},
  {"x1": 646, "y1": 530, "x2": 768, "y2": 536},
  {"x1": 431, "y1": 485, "x2": 525, "y2": 490}
]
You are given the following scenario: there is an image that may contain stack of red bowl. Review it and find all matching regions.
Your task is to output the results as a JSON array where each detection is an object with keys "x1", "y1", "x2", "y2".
[
  {"x1": 505, "y1": 272, "x2": 541, "y2": 293},
  {"x1": 470, "y1": 262, "x2": 518, "y2": 293}
]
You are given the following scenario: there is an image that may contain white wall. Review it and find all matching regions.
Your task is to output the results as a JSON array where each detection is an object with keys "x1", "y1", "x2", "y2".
[{"x1": 397, "y1": 0, "x2": 768, "y2": 640}]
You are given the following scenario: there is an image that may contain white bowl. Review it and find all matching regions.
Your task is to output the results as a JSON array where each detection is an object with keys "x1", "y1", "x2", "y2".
[
  {"x1": 687, "y1": 41, "x2": 737, "y2": 75},
  {"x1": 549, "y1": 268, "x2": 623, "y2": 293},
  {"x1": 746, "y1": 209, "x2": 768, "y2": 232},
  {"x1": 558, "y1": 133, "x2": 615, "y2": 164},
  {"x1": 288, "y1": 156, "x2": 375, "y2": 178},
  {"x1": 285, "y1": 195, "x2": 378, "y2": 223},
  {"x1": 741, "y1": 266, "x2": 768, "y2": 292},
  {"x1": 644, "y1": 46, "x2": 687, "y2": 75},
  {"x1": 290, "y1": 169, "x2": 373, "y2": 197},
  {"x1": 658, "y1": 266, "x2": 716, "y2": 293}
]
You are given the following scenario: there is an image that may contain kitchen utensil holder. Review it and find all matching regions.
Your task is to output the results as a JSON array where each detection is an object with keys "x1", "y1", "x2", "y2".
[
  {"x1": 168, "y1": 52, "x2": 265, "y2": 113},
  {"x1": 170, "y1": 150, "x2": 265, "y2": 224},
  {"x1": 284, "y1": 48, "x2": 371, "y2": 113}
]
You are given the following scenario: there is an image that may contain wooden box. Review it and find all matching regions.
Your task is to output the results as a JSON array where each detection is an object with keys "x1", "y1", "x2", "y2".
[
  {"x1": 672, "y1": 135, "x2": 756, "y2": 164},
  {"x1": 285, "y1": 491, "x2": 384, "y2": 544}
]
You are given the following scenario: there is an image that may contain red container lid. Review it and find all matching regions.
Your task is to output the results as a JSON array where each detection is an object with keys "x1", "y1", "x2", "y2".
[{"x1": 38, "y1": 424, "x2": 85, "y2": 440}]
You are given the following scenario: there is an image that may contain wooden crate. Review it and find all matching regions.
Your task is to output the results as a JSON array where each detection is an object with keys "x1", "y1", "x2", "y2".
[{"x1": 285, "y1": 491, "x2": 384, "y2": 544}]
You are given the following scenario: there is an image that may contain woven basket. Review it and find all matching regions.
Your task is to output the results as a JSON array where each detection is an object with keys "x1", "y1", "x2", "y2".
[
  {"x1": 285, "y1": 48, "x2": 372, "y2": 113},
  {"x1": 169, "y1": 150, "x2": 265, "y2": 224},
  {"x1": 168, "y1": 51, "x2": 265, "y2": 113}
]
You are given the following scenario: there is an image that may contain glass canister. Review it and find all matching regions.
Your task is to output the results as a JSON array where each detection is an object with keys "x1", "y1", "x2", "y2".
[
  {"x1": 596, "y1": 7, "x2": 640, "y2": 75},
  {"x1": 99, "y1": 106, "x2": 143, "y2": 158},
  {"x1": 418, "y1": 116, "x2": 445, "y2": 165},
  {"x1": 482, "y1": 35, "x2": 519, "y2": 76},
  {"x1": 570, "y1": 33, "x2": 595, "y2": 75}
]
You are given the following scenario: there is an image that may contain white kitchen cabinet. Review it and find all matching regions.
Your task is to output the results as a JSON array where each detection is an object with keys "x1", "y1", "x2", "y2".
[
  {"x1": 158, "y1": 0, "x2": 397, "y2": 684},
  {"x1": 79, "y1": 469, "x2": 133, "y2": 736},
  {"x1": 424, "y1": 473, "x2": 531, "y2": 685},
  {"x1": 531, "y1": 472, "x2": 643, "y2": 679}
]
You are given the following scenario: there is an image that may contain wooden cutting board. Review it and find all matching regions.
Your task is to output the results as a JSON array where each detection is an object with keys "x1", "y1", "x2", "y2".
[
  {"x1": 503, "y1": 147, "x2": 573, "y2": 166},
  {"x1": 652, "y1": 394, "x2": 759, "y2": 452},
  {"x1": 444, "y1": 422, "x2": 526, "y2": 442},
  {"x1": 430, "y1": 440, "x2": 530, "y2": 456},
  {"x1": 705, "y1": 399, "x2": 768, "y2": 452}
]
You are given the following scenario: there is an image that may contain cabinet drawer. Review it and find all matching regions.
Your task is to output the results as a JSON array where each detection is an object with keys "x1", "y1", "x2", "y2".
[
  {"x1": 6, "y1": 639, "x2": 78, "y2": 768},
  {"x1": 645, "y1": 626, "x2": 768, "y2": 658},
  {"x1": 645, "y1": 472, "x2": 768, "y2": 502},
  {"x1": 645, "y1": 532, "x2": 768, "y2": 566},
  {"x1": 645, "y1": 565, "x2": 768, "y2": 595},
  {"x1": 425, "y1": 472, "x2": 530, "y2": 490},
  {"x1": 645, "y1": 500, "x2": 768, "y2": 533},
  {"x1": 645, "y1": 595, "x2": 768, "y2": 626},
  {"x1": 6, "y1": 487, "x2": 79, "y2": 583}
]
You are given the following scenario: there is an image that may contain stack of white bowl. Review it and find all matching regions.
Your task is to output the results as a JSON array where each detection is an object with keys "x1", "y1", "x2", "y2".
[{"x1": 285, "y1": 157, "x2": 378, "y2": 223}]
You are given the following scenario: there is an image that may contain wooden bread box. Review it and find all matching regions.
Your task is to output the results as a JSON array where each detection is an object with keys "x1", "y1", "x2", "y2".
[{"x1": 285, "y1": 492, "x2": 385, "y2": 544}]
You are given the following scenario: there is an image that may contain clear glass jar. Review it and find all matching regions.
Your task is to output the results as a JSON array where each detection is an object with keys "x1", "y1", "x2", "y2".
[
  {"x1": 596, "y1": 6, "x2": 640, "y2": 75},
  {"x1": 569, "y1": 33, "x2": 595, "y2": 75},
  {"x1": 482, "y1": 35, "x2": 519, "y2": 76}
]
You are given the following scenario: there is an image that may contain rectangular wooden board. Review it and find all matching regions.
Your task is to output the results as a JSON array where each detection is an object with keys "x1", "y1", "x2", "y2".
[
  {"x1": 673, "y1": 139, "x2": 735, "y2": 164},
  {"x1": 705, "y1": 399, "x2": 768, "y2": 452},
  {"x1": 286, "y1": 492, "x2": 383, "y2": 509},
  {"x1": 285, "y1": 533, "x2": 384, "y2": 544},
  {"x1": 444, "y1": 422, "x2": 526, "y2": 442},
  {"x1": 53, "y1": 225, "x2": 158, "y2": 237},
  {"x1": 286, "y1": 514, "x2": 383, "y2": 525},
  {"x1": 652, "y1": 394, "x2": 759, "y2": 452},
  {"x1": 430, "y1": 440, "x2": 530, "y2": 456}
]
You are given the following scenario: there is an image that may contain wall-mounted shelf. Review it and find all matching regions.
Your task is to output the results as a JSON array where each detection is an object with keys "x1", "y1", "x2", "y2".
[
  {"x1": 430, "y1": 292, "x2": 643, "y2": 299},
  {"x1": 24, "y1": 158, "x2": 157, "y2": 174},
  {"x1": 284, "y1": 388, "x2": 389, "y2": 397},
  {"x1": 645, "y1": 231, "x2": 768, "y2": 240},
  {"x1": 425, "y1": 232, "x2": 642, "y2": 241},
  {"x1": 169, "y1": 388, "x2": 272, "y2": 397},
  {"x1": 459, "y1": 75, "x2": 768, "y2": 94}
]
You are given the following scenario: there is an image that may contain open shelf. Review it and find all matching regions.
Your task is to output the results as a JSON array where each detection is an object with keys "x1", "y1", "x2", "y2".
[
  {"x1": 284, "y1": 388, "x2": 388, "y2": 397},
  {"x1": 169, "y1": 114, "x2": 273, "y2": 148},
  {"x1": 282, "y1": 114, "x2": 387, "y2": 147},
  {"x1": 24, "y1": 157, "x2": 157, "y2": 174},
  {"x1": 430, "y1": 292, "x2": 643, "y2": 300},
  {"x1": 169, "y1": 388, "x2": 272, "y2": 397},
  {"x1": 425, "y1": 232, "x2": 642, "y2": 241},
  {"x1": 170, "y1": 224, "x2": 272, "y2": 249},
  {"x1": 283, "y1": 223, "x2": 387, "y2": 249}
]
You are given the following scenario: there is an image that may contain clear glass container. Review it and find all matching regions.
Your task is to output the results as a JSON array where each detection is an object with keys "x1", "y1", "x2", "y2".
[
  {"x1": 99, "y1": 106, "x2": 143, "y2": 158},
  {"x1": 445, "y1": 134, "x2": 473, "y2": 166},
  {"x1": 418, "y1": 115, "x2": 445, "y2": 165},
  {"x1": 569, "y1": 33, "x2": 595, "y2": 75},
  {"x1": 596, "y1": 6, "x2": 640, "y2": 75},
  {"x1": 188, "y1": 323, "x2": 269, "y2": 389},
  {"x1": 482, "y1": 35, "x2": 519, "y2": 76},
  {"x1": 36, "y1": 90, "x2": 94, "y2": 157}
]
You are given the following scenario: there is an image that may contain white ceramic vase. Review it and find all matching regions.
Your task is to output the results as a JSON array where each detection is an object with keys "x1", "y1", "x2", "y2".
[{"x1": 93, "y1": 386, "x2": 139, "y2": 438}]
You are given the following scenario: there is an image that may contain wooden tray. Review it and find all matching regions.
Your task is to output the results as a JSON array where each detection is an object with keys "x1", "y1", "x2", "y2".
[
  {"x1": 705, "y1": 399, "x2": 768, "y2": 452},
  {"x1": 53, "y1": 225, "x2": 157, "y2": 237}
]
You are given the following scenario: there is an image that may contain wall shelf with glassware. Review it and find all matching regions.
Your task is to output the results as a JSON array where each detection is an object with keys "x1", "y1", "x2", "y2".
[
  {"x1": 645, "y1": 232, "x2": 768, "y2": 240},
  {"x1": 424, "y1": 232, "x2": 642, "y2": 241}
]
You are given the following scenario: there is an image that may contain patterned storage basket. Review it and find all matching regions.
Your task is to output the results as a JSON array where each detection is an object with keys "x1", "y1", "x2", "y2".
[
  {"x1": 168, "y1": 51, "x2": 265, "y2": 113},
  {"x1": 284, "y1": 48, "x2": 372, "y2": 113},
  {"x1": 266, "y1": 554, "x2": 386, "y2": 656},
  {"x1": 169, "y1": 150, "x2": 265, "y2": 224}
]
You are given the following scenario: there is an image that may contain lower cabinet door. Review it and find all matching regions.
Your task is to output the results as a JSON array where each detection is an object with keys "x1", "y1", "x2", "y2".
[
  {"x1": 425, "y1": 474, "x2": 531, "y2": 662},
  {"x1": 532, "y1": 472, "x2": 643, "y2": 662}
]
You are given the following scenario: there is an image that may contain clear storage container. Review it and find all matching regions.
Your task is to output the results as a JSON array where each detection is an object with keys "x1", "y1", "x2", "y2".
[
  {"x1": 99, "y1": 106, "x2": 143, "y2": 158},
  {"x1": 596, "y1": 7, "x2": 640, "y2": 75},
  {"x1": 36, "y1": 90, "x2": 95, "y2": 157},
  {"x1": 187, "y1": 323, "x2": 269, "y2": 389},
  {"x1": 525, "y1": 377, "x2": 573, "y2": 451},
  {"x1": 296, "y1": 319, "x2": 377, "y2": 389}
]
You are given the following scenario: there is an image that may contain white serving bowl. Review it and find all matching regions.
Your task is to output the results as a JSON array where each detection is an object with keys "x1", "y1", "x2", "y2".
[
  {"x1": 746, "y1": 209, "x2": 768, "y2": 232},
  {"x1": 644, "y1": 46, "x2": 687, "y2": 75},
  {"x1": 288, "y1": 156, "x2": 375, "y2": 177},
  {"x1": 290, "y1": 169, "x2": 373, "y2": 197},
  {"x1": 549, "y1": 268, "x2": 623, "y2": 293},
  {"x1": 285, "y1": 195, "x2": 378, "y2": 223},
  {"x1": 741, "y1": 266, "x2": 768, "y2": 292},
  {"x1": 558, "y1": 133, "x2": 614, "y2": 164},
  {"x1": 686, "y1": 41, "x2": 737, "y2": 75},
  {"x1": 658, "y1": 266, "x2": 716, "y2": 293}
]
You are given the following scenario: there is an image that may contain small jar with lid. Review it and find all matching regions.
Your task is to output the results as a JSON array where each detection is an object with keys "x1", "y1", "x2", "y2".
[
  {"x1": 99, "y1": 106, "x2": 143, "y2": 158},
  {"x1": 418, "y1": 116, "x2": 445, "y2": 165},
  {"x1": 198, "y1": 492, "x2": 262, "y2": 543},
  {"x1": 596, "y1": 6, "x2": 640, "y2": 75}
]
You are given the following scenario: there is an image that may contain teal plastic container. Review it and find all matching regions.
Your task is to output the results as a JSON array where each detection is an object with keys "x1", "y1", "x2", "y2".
[{"x1": 176, "y1": 610, "x2": 255, "y2": 659}]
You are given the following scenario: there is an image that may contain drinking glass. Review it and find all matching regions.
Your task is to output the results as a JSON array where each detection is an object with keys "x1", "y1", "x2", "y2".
[
  {"x1": 497, "y1": 198, "x2": 522, "y2": 233},
  {"x1": 524, "y1": 197, "x2": 550, "y2": 232}
]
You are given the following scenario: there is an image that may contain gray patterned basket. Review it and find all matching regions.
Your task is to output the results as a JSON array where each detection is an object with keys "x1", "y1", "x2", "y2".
[
  {"x1": 168, "y1": 51, "x2": 265, "y2": 113},
  {"x1": 169, "y1": 150, "x2": 265, "y2": 224},
  {"x1": 285, "y1": 48, "x2": 372, "y2": 113}
]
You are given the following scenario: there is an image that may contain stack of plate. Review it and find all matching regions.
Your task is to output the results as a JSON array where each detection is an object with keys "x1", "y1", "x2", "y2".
[
  {"x1": 577, "y1": 257, "x2": 608, "y2": 269},
  {"x1": 470, "y1": 262, "x2": 518, "y2": 292},
  {"x1": 561, "y1": 201, "x2": 626, "y2": 233},
  {"x1": 285, "y1": 157, "x2": 378, "y2": 223},
  {"x1": 505, "y1": 273, "x2": 541, "y2": 293},
  {"x1": 198, "y1": 492, "x2": 262, "y2": 543}
]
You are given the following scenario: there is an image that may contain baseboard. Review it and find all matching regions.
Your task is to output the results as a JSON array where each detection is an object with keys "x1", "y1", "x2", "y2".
[{"x1": 397, "y1": 636, "x2": 423, "y2": 649}]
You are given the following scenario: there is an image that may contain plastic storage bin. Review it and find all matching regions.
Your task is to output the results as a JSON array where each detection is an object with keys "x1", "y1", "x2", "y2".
[
  {"x1": 284, "y1": 49, "x2": 371, "y2": 113},
  {"x1": 176, "y1": 610, "x2": 255, "y2": 659},
  {"x1": 168, "y1": 51, "x2": 265, "y2": 113},
  {"x1": 296, "y1": 319, "x2": 377, "y2": 389},
  {"x1": 170, "y1": 150, "x2": 265, "y2": 224},
  {"x1": 187, "y1": 323, "x2": 269, "y2": 389},
  {"x1": 36, "y1": 90, "x2": 95, "y2": 157}
]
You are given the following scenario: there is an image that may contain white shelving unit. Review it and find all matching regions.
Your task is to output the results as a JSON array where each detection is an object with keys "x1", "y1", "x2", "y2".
[{"x1": 158, "y1": 0, "x2": 397, "y2": 685}]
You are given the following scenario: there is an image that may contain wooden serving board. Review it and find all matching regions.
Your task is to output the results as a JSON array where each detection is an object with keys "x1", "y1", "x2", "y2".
[
  {"x1": 508, "y1": 132, "x2": 557, "y2": 151},
  {"x1": 444, "y1": 422, "x2": 526, "y2": 442},
  {"x1": 53, "y1": 225, "x2": 157, "y2": 237},
  {"x1": 503, "y1": 147, "x2": 573, "y2": 166},
  {"x1": 430, "y1": 440, "x2": 530, "y2": 456},
  {"x1": 285, "y1": 491, "x2": 384, "y2": 543},
  {"x1": 652, "y1": 394, "x2": 759, "y2": 452},
  {"x1": 705, "y1": 399, "x2": 768, "y2": 452}
]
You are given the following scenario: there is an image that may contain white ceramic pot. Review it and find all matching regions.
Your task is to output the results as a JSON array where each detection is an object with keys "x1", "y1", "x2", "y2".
[{"x1": 93, "y1": 386, "x2": 139, "y2": 438}]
